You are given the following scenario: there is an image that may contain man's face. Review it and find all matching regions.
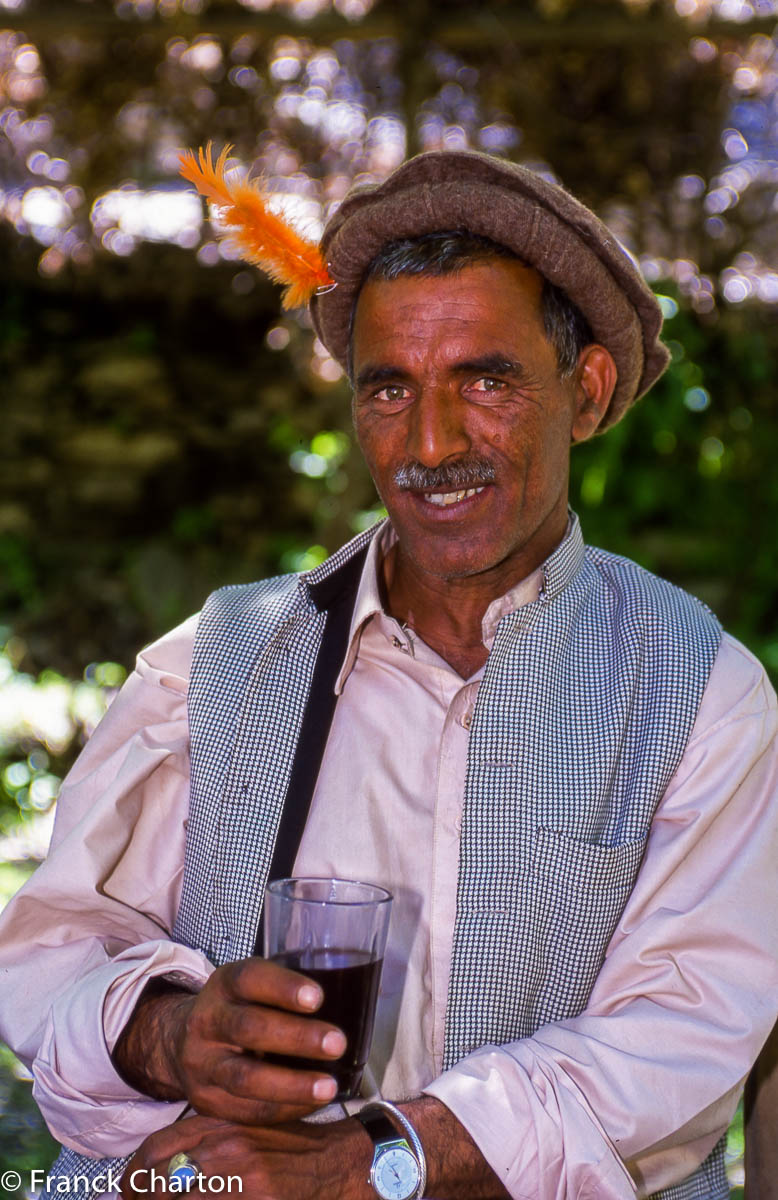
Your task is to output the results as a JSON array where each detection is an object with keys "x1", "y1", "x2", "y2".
[{"x1": 351, "y1": 258, "x2": 595, "y2": 585}]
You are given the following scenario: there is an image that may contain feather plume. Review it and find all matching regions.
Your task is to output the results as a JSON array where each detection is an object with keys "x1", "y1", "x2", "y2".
[{"x1": 179, "y1": 143, "x2": 334, "y2": 309}]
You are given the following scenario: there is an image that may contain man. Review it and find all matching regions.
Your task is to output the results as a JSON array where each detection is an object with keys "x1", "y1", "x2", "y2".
[{"x1": 0, "y1": 151, "x2": 776, "y2": 1200}]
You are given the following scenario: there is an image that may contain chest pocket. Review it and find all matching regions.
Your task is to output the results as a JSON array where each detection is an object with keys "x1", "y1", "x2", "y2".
[{"x1": 524, "y1": 825, "x2": 648, "y2": 1029}]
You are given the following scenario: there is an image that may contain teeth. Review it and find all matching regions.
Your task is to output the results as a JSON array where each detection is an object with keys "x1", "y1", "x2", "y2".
[{"x1": 423, "y1": 486, "x2": 485, "y2": 506}]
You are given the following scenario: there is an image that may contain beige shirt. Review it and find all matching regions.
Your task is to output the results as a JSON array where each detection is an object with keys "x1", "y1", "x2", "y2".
[{"x1": 1, "y1": 524, "x2": 777, "y2": 1198}]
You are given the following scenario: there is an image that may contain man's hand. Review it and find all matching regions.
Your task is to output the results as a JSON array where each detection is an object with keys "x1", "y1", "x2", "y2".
[
  {"x1": 111, "y1": 958, "x2": 348, "y2": 1125},
  {"x1": 119, "y1": 1113, "x2": 372, "y2": 1200},
  {"x1": 118, "y1": 1098, "x2": 512, "y2": 1200}
]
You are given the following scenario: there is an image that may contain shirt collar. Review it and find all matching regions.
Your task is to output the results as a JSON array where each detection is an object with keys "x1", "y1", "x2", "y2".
[
  {"x1": 334, "y1": 512, "x2": 583, "y2": 692},
  {"x1": 335, "y1": 521, "x2": 395, "y2": 694}
]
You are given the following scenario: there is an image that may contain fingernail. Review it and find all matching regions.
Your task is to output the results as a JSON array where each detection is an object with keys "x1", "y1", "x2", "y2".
[
  {"x1": 298, "y1": 984, "x2": 323, "y2": 1010},
  {"x1": 322, "y1": 1030, "x2": 347, "y2": 1056},
  {"x1": 313, "y1": 1076, "x2": 338, "y2": 1101}
]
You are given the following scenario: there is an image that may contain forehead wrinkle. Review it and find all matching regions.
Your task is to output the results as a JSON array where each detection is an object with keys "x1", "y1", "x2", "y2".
[
  {"x1": 377, "y1": 303, "x2": 499, "y2": 340},
  {"x1": 362, "y1": 314, "x2": 494, "y2": 358},
  {"x1": 356, "y1": 310, "x2": 519, "y2": 362},
  {"x1": 355, "y1": 283, "x2": 525, "y2": 348},
  {"x1": 350, "y1": 261, "x2": 552, "y2": 384}
]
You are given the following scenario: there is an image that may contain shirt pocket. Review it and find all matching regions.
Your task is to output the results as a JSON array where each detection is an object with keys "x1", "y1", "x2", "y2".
[{"x1": 524, "y1": 825, "x2": 648, "y2": 1028}]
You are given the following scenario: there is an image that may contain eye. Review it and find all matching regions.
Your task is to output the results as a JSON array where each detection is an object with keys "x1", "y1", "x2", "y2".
[
  {"x1": 469, "y1": 376, "x2": 507, "y2": 395},
  {"x1": 371, "y1": 384, "x2": 413, "y2": 407}
]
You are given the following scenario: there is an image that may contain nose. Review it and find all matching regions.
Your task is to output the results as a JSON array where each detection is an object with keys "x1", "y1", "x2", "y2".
[{"x1": 405, "y1": 385, "x2": 471, "y2": 467}]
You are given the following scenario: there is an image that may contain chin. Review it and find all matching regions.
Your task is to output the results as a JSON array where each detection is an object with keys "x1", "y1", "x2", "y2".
[{"x1": 405, "y1": 543, "x2": 505, "y2": 582}]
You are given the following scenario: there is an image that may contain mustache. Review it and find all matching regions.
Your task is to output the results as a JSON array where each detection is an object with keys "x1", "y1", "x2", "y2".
[{"x1": 393, "y1": 456, "x2": 497, "y2": 491}]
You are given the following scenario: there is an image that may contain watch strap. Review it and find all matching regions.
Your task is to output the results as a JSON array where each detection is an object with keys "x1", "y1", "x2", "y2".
[{"x1": 354, "y1": 1109, "x2": 402, "y2": 1145}]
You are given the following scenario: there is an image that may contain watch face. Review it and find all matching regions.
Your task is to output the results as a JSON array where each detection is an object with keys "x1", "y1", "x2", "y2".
[{"x1": 373, "y1": 1145, "x2": 420, "y2": 1200}]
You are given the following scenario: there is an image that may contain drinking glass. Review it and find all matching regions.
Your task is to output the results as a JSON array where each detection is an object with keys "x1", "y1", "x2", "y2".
[{"x1": 263, "y1": 876, "x2": 392, "y2": 1100}]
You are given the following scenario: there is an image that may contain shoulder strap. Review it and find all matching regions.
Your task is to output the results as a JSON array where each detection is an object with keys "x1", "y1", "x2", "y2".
[{"x1": 254, "y1": 544, "x2": 368, "y2": 952}]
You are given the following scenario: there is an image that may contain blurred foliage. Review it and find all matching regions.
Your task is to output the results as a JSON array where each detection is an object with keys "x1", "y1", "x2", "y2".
[
  {"x1": 0, "y1": 633, "x2": 124, "y2": 835},
  {"x1": 727, "y1": 1098, "x2": 746, "y2": 1193},
  {"x1": 0, "y1": 226, "x2": 375, "y2": 679},
  {"x1": 0, "y1": 1045, "x2": 59, "y2": 1199},
  {"x1": 0, "y1": 0, "x2": 775, "y2": 1192},
  {"x1": 570, "y1": 290, "x2": 778, "y2": 679}
]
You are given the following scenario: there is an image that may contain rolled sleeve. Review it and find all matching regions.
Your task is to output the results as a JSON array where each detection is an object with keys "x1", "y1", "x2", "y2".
[
  {"x1": 34, "y1": 941, "x2": 213, "y2": 1157},
  {"x1": 426, "y1": 1046, "x2": 637, "y2": 1199}
]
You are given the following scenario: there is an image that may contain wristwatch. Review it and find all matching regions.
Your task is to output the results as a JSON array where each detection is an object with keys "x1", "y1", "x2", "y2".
[{"x1": 355, "y1": 1101, "x2": 426, "y2": 1200}]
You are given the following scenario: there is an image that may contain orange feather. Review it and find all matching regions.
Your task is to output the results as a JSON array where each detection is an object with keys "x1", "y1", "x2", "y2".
[{"x1": 179, "y1": 143, "x2": 334, "y2": 309}]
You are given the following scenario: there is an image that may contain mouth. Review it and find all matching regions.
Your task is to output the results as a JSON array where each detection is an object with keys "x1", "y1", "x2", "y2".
[{"x1": 421, "y1": 486, "x2": 487, "y2": 507}]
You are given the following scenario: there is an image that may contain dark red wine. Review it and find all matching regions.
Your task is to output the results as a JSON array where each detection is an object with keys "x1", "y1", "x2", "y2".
[{"x1": 268, "y1": 948, "x2": 383, "y2": 1099}]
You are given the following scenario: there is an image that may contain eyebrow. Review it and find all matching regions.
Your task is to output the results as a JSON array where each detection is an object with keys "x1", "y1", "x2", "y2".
[
  {"x1": 354, "y1": 364, "x2": 414, "y2": 391},
  {"x1": 451, "y1": 354, "x2": 526, "y2": 379},
  {"x1": 354, "y1": 354, "x2": 526, "y2": 392}
]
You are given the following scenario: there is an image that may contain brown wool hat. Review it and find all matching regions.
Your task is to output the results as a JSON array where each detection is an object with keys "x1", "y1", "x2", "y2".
[{"x1": 310, "y1": 150, "x2": 670, "y2": 430}]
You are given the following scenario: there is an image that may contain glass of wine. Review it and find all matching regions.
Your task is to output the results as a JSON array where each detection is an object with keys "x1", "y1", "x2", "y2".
[{"x1": 263, "y1": 876, "x2": 393, "y2": 1100}]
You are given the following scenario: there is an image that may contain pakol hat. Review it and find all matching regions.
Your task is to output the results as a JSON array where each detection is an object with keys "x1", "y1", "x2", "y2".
[
  {"x1": 312, "y1": 150, "x2": 669, "y2": 430},
  {"x1": 180, "y1": 146, "x2": 669, "y2": 430}
]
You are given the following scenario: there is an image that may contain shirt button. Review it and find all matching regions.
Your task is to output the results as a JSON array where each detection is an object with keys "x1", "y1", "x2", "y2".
[{"x1": 461, "y1": 710, "x2": 473, "y2": 730}]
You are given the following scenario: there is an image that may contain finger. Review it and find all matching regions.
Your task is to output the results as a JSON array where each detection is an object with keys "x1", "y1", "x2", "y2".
[
  {"x1": 123, "y1": 1116, "x2": 228, "y2": 1180},
  {"x1": 166, "y1": 1074, "x2": 324, "y2": 1126},
  {"x1": 210, "y1": 1052, "x2": 341, "y2": 1105},
  {"x1": 137, "y1": 1127, "x2": 254, "y2": 1195},
  {"x1": 120, "y1": 1163, "x2": 169, "y2": 1198},
  {"x1": 134, "y1": 1124, "x2": 317, "y2": 1195},
  {"x1": 222, "y1": 956, "x2": 328, "y2": 1014},
  {"x1": 212, "y1": 1003, "x2": 347, "y2": 1063},
  {"x1": 185, "y1": 1082, "x2": 321, "y2": 1126},
  {"x1": 120, "y1": 1150, "x2": 170, "y2": 1198},
  {"x1": 119, "y1": 1153, "x2": 140, "y2": 1200},
  {"x1": 174, "y1": 1041, "x2": 340, "y2": 1124}
]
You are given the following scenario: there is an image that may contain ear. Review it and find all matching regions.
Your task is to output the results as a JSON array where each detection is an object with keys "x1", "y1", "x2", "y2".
[{"x1": 570, "y1": 344, "x2": 618, "y2": 442}]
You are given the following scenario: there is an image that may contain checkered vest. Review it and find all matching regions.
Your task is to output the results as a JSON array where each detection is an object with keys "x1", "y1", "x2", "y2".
[{"x1": 44, "y1": 515, "x2": 728, "y2": 1199}]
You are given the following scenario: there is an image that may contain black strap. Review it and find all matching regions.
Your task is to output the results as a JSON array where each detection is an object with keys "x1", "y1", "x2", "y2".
[
  {"x1": 254, "y1": 545, "x2": 369, "y2": 953},
  {"x1": 354, "y1": 1108, "x2": 402, "y2": 1146}
]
